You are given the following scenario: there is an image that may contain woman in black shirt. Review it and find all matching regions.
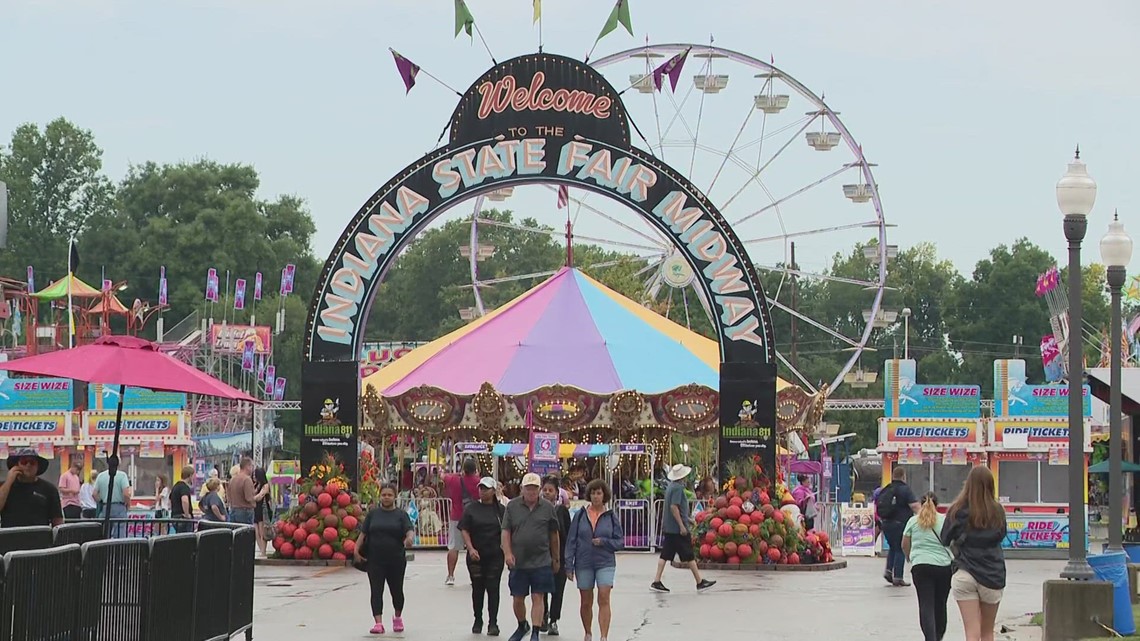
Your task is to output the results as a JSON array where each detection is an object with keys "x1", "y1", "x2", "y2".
[
  {"x1": 940, "y1": 465, "x2": 1006, "y2": 641},
  {"x1": 460, "y1": 476, "x2": 506, "y2": 636},
  {"x1": 355, "y1": 483, "x2": 414, "y2": 635},
  {"x1": 253, "y1": 468, "x2": 272, "y2": 557}
]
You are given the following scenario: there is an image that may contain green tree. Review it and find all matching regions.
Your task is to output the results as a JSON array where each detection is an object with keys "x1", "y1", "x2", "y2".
[{"x1": 0, "y1": 118, "x2": 115, "y2": 278}]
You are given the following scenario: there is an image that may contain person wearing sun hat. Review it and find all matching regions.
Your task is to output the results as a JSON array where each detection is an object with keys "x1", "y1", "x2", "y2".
[
  {"x1": 0, "y1": 448, "x2": 63, "y2": 528},
  {"x1": 651, "y1": 463, "x2": 715, "y2": 593}
]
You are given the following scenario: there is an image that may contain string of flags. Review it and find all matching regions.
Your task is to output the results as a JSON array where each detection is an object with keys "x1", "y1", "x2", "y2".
[{"x1": 203, "y1": 264, "x2": 294, "y2": 307}]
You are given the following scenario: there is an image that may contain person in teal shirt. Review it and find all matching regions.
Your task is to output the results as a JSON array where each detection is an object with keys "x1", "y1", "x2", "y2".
[
  {"x1": 902, "y1": 492, "x2": 952, "y2": 641},
  {"x1": 93, "y1": 467, "x2": 134, "y2": 527}
]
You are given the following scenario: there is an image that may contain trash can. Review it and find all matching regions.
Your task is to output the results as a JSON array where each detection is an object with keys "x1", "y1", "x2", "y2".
[
  {"x1": 1089, "y1": 552, "x2": 1136, "y2": 635},
  {"x1": 1123, "y1": 542, "x2": 1140, "y2": 564}
]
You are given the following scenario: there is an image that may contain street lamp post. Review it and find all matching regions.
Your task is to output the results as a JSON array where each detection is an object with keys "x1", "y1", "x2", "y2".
[
  {"x1": 1058, "y1": 147, "x2": 1098, "y2": 580},
  {"x1": 901, "y1": 307, "x2": 912, "y2": 360},
  {"x1": 1100, "y1": 211, "x2": 1132, "y2": 553}
]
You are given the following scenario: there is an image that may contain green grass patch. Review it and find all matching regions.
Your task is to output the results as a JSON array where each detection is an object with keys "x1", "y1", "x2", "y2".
[{"x1": 1029, "y1": 612, "x2": 1044, "y2": 626}]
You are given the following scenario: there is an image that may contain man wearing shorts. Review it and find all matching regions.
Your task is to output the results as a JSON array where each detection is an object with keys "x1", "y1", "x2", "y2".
[
  {"x1": 445, "y1": 457, "x2": 481, "y2": 585},
  {"x1": 502, "y1": 473, "x2": 560, "y2": 641},
  {"x1": 651, "y1": 464, "x2": 715, "y2": 593}
]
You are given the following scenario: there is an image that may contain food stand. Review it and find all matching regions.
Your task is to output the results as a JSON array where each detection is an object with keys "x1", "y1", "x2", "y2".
[{"x1": 989, "y1": 359, "x2": 1090, "y2": 553}]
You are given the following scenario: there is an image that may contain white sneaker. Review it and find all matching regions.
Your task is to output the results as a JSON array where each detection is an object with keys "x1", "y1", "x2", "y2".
[{"x1": 445, "y1": 575, "x2": 455, "y2": 586}]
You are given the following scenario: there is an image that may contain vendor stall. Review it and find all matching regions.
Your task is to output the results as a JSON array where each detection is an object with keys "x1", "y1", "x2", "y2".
[
  {"x1": 0, "y1": 375, "x2": 78, "y2": 482},
  {"x1": 989, "y1": 359, "x2": 1091, "y2": 552},
  {"x1": 877, "y1": 359, "x2": 986, "y2": 498}
]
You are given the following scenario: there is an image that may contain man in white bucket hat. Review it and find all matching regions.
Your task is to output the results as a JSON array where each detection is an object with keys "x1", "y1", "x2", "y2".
[{"x1": 651, "y1": 464, "x2": 715, "y2": 593}]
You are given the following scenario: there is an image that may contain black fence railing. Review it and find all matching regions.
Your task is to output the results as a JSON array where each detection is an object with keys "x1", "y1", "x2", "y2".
[{"x1": 0, "y1": 521, "x2": 254, "y2": 641}]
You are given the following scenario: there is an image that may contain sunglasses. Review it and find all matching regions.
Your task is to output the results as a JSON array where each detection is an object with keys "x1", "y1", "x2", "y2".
[{"x1": 17, "y1": 458, "x2": 38, "y2": 466}]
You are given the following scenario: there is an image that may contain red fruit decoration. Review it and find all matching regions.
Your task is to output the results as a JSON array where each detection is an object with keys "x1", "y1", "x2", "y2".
[
  {"x1": 695, "y1": 511, "x2": 708, "y2": 524},
  {"x1": 771, "y1": 509, "x2": 785, "y2": 524},
  {"x1": 767, "y1": 547, "x2": 781, "y2": 562},
  {"x1": 272, "y1": 457, "x2": 379, "y2": 563},
  {"x1": 292, "y1": 528, "x2": 307, "y2": 543},
  {"x1": 294, "y1": 546, "x2": 313, "y2": 560},
  {"x1": 748, "y1": 524, "x2": 760, "y2": 537},
  {"x1": 273, "y1": 536, "x2": 286, "y2": 551},
  {"x1": 727, "y1": 556, "x2": 741, "y2": 565},
  {"x1": 303, "y1": 502, "x2": 319, "y2": 517},
  {"x1": 342, "y1": 539, "x2": 356, "y2": 555},
  {"x1": 343, "y1": 515, "x2": 359, "y2": 531},
  {"x1": 699, "y1": 544, "x2": 711, "y2": 558},
  {"x1": 332, "y1": 552, "x2": 347, "y2": 561},
  {"x1": 737, "y1": 543, "x2": 753, "y2": 560},
  {"x1": 724, "y1": 542, "x2": 738, "y2": 557},
  {"x1": 282, "y1": 522, "x2": 297, "y2": 538},
  {"x1": 311, "y1": 485, "x2": 325, "y2": 496},
  {"x1": 278, "y1": 542, "x2": 296, "y2": 558},
  {"x1": 788, "y1": 552, "x2": 801, "y2": 565},
  {"x1": 729, "y1": 496, "x2": 743, "y2": 508},
  {"x1": 717, "y1": 523, "x2": 733, "y2": 538},
  {"x1": 305, "y1": 518, "x2": 320, "y2": 533},
  {"x1": 758, "y1": 492, "x2": 771, "y2": 506},
  {"x1": 317, "y1": 493, "x2": 334, "y2": 508},
  {"x1": 323, "y1": 527, "x2": 339, "y2": 543},
  {"x1": 336, "y1": 493, "x2": 352, "y2": 508},
  {"x1": 726, "y1": 505, "x2": 742, "y2": 521},
  {"x1": 710, "y1": 517, "x2": 724, "y2": 531},
  {"x1": 704, "y1": 531, "x2": 717, "y2": 545},
  {"x1": 714, "y1": 496, "x2": 728, "y2": 509},
  {"x1": 726, "y1": 490, "x2": 738, "y2": 500},
  {"x1": 326, "y1": 482, "x2": 341, "y2": 498},
  {"x1": 710, "y1": 546, "x2": 725, "y2": 562},
  {"x1": 738, "y1": 513, "x2": 751, "y2": 526},
  {"x1": 318, "y1": 507, "x2": 333, "y2": 518},
  {"x1": 296, "y1": 493, "x2": 308, "y2": 505}
]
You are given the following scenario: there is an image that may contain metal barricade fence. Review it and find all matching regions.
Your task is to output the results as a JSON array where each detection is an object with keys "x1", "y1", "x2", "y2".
[
  {"x1": 1, "y1": 543, "x2": 81, "y2": 641},
  {"x1": 54, "y1": 522, "x2": 103, "y2": 547},
  {"x1": 817, "y1": 502, "x2": 845, "y2": 554},
  {"x1": 194, "y1": 530, "x2": 234, "y2": 641},
  {"x1": 76, "y1": 539, "x2": 151, "y2": 641},
  {"x1": 614, "y1": 499, "x2": 653, "y2": 550},
  {"x1": 398, "y1": 497, "x2": 453, "y2": 549},
  {"x1": 229, "y1": 527, "x2": 256, "y2": 640},
  {"x1": 149, "y1": 533, "x2": 199, "y2": 641},
  {"x1": 0, "y1": 526, "x2": 53, "y2": 556}
]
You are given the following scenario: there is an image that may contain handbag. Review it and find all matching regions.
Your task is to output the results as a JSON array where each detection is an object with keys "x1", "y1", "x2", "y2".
[{"x1": 352, "y1": 556, "x2": 368, "y2": 572}]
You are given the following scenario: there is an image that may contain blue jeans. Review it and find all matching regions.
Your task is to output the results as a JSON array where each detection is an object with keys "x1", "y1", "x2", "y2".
[
  {"x1": 882, "y1": 521, "x2": 906, "y2": 581},
  {"x1": 229, "y1": 507, "x2": 255, "y2": 525}
]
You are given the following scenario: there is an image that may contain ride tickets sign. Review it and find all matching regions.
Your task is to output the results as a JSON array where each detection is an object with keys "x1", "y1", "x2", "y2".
[
  {"x1": 0, "y1": 414, "x2": 68, "y2": 438},
  {"x1": 882, "y1": 420, "x2": 980, "y2": 444},
  {"x1": 1002, "y1": 514, "x2": 1080, "y2": 550},
  {"x1": 991, "y1": 421, "x2": 1071, "y2": 445},
  {"x1": 86, "y1": 412, "x2": 181, "y2": 438}
]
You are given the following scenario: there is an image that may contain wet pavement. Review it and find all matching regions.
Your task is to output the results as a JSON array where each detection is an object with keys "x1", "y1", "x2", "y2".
[{"x1": 252, "y1": 552, "x2": 1056, "y2": 640}]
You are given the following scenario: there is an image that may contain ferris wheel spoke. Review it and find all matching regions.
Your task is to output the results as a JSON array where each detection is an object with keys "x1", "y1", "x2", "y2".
[
  {"x1": 756, "y1": 265, "x2": 879, "y2": 289},
  {"x1": 718, "y1": 115, "x2": 818, "y2": 213},
  {"x1": 775, "y1": 350, "x2": 818, "y2": 394},
  {"x1": 768, "y1": 297, "x2": 861, "y2": 349},
  {"x1": 461, "y1": 270, "x2": 560, "y2": 288},
  {"x1": 731, "y1": 165, "x2": 852, "y2": 227},
  {"x1": 548, "y1": 186, "x2": 670, "y2": 249},
  {"x1": 735, "y1": 116, "x2": 812, "y2": 155},
  {"x1": 744, "y1": 220, "x2": 880, "y2": 246},
  {"x1": 706, "y1": 101, "x2": 758, "y2": 196}
]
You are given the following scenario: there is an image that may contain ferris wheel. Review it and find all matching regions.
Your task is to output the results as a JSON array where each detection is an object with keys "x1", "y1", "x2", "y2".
[{"x1": 461, "y1": 42, "x2": 890, "y2": 395}]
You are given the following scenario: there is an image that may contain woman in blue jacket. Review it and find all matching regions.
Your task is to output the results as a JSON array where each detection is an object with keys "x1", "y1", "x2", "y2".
[{"x1": 566, "y1": 478, "x2": 624, "y2": 641}]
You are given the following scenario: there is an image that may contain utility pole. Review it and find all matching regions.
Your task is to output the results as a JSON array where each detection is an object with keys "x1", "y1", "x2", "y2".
[{"x1": 790, "y1": 242, "x2": 798, "y2": 369}]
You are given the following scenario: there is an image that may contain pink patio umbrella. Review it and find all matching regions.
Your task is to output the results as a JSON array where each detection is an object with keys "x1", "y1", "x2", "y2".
[{"x1": 0, "y1": 335, "x2": 259, "y2": 533}]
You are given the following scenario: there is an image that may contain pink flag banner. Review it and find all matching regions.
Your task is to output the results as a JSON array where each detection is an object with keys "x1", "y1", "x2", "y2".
[
  {"x1": 254, "y1": 272, "x2": 263, "y2": 301},
  {"x1": 158, "y1": 277, "x2": 168, "y2": 306},
  {"x1": 241, "y1": 340, "x2": 255, "y2": 371},
  {"x1": 257, "y1": 354, "x2": 266, "y2": 380},
  {"x1": 265, "y1": 365, "x2": 276, "y2": 391},
  {"x1": 206, "y1": 268, "x2": 219, "y2": 302},
  {"x1": 234, "y1": 278, "x2": 247, "y2": 310},
  {"x1": 390, "y1": 49, "x2": 421, "y2": 94},
  {"x1": 102, "y1": 279, "x2": 112, "y2": 292},
  {"x1": 160, "y1": 266, "x2": 166, "y2": 280},
  {"x1": 26, "y1": 266, "x2": 34, "y2": 294},
  {"x1": 652, "y1": 47, "x2": 690, "y2": 92},
  {"x1": 273, "y1": 377, "x2": 286, "y2": 400}
]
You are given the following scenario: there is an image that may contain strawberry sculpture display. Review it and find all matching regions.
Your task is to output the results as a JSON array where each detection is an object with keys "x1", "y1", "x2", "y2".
[
  {"x1": 270, "y1": 453, "x2": 372, "y2": 561},
  {"x1": 691, "y1": 455, "x2": 835, "y2": 566}
]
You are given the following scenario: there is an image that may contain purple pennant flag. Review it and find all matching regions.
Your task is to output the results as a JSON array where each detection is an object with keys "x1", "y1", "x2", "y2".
[
  {"x1": 282, "y1": 264, "x2": 296, "y2": 294},
  {"x1": 205, "y1": 268, "x2": 219, "y2": 302},
  {"x1": 652, "y1": 47, "x2": 691, "y2": 92},
  {"x1": 390, "y1": 49, "x2": 421, "y2": 94},
  {"x1": 257, "y1": 354, "x2": 266, "y2": 380},
  {"x1": 26, "y1": 266, "x2": 34, "y2": 294},
  {"x1": 102, "y1": 279, "x2": 112, "y2": 292},
  {"x1": 254, "y1": 272, "x2": 263, "y2": 301},
  {"x1": 265, "y1": 365, "x2": 276, "y2": 391},
  {"x1": 241, "y1": 340, "x2": 255, "y2": 372},
  {"x1": 273, "y1": 377, "x2": 287, "y2": 401},
  {"x1": 158, "y1": 277, "x2": 168, "y2": 306},
  {"x1": 234, "y1": 278, "x2": 247, "y2": 310}
]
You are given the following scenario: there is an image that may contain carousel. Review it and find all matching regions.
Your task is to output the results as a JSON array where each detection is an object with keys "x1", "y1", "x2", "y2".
[{"x1": 359, "y1": 266, "x2": 825, "y2": 476}]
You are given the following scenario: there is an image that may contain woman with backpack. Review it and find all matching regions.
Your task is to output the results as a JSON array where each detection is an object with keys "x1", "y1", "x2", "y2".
[
  {"x1": 460, "y1": 477, "x2": 508, "y2": 636},
  {"x1": 940, "y1": 465, "x2": 1007, "y2": 641},
  {"x1": 566, "y1": 478, "x2": 624, "y2": 641},
  {"x1": 877, "y1": 467, "x2": 921, "y2": 587},
  {"x1": 902, "y1": 492, "x2": 953, "y2": 641}
]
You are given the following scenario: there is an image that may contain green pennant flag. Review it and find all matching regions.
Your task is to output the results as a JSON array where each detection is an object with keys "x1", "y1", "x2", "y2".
[
  {"x1": 596, "y1": 0, "x2": 633, "y2": 43},
  {"x1": 454, "y1": 0, "x2": 475, "y2": 39}
]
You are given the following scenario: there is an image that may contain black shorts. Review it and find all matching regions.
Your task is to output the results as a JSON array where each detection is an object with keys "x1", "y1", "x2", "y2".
[{"x1": 659, "y1": 533, "x2": 694, "y2": 563}]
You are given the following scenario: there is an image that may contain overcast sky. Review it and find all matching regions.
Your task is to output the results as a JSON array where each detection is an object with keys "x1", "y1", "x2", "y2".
[{"x1": 2, "y1": 0, "x2": 1137, "y2": 279}]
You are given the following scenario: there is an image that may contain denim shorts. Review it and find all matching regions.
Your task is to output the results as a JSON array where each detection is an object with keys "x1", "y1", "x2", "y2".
[
  {"x1": 574, "y1": 565, "x2": 616, "y2": 590},
  {"x1": 508, "y1": 566, "x2": 555, "y2": 597},
  {"x1": 229, "y1": 508, "x2": 255, "y2": 525}
]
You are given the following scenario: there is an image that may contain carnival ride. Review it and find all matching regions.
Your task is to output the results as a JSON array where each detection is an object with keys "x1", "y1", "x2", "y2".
[{"x1": 459, "y1": 42, "x2": 890, "y2": 395}]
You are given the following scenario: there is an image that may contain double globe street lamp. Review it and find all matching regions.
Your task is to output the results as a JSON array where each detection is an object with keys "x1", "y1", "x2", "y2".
[
  {"x1": 1057, "y1": 148, "x2": 1097, "y2": 580},
  {"x1": 1101, "y1": 212, "x2": 1132, "y2": 554}
]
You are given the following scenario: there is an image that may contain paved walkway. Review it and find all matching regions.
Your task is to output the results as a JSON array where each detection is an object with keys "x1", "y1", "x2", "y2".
[{"x1": 252, "y1": 552, "x2": 1055, "y2": 640}]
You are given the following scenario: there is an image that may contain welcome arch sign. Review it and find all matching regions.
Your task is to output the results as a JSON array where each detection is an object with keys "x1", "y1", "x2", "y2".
[{"x1": 303, "y1": 53, "x2": 779, "y2": 485}]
